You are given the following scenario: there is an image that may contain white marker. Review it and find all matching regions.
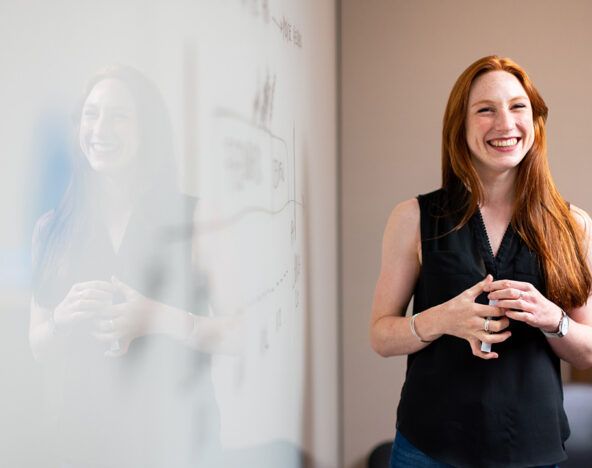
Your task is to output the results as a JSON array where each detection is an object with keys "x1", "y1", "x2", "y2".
[{"x1": 481, "y1": 299, "x2": 497, "y2": 353}]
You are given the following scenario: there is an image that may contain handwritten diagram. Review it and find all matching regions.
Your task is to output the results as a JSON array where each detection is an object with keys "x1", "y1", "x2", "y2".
[{"x1": 187, "y1": 2, "x2": 309, "y2": 452}]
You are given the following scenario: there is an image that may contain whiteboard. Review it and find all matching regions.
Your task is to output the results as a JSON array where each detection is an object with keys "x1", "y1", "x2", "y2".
[{"x1": 0, "y1": 1, "x2": 338, "y2": 467}]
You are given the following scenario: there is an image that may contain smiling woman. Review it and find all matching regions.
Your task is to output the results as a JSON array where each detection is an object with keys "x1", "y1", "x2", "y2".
[
  {"x1": 370, "y1": 55, "x2": 592, "y2": 468},
  {"x1": 465, "y1": 71, "x2": 535, "y2": 177},
  {"x1": 79, "y1": 79, "x2": 141, "y2": 174},
  {"x1": 29, "y1": 65, "x2": 224, "y2": 468}
]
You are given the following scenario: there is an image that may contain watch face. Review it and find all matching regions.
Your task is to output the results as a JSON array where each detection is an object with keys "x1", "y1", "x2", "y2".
[{"x1": 560, "y1": 315, "x2": 569, "y2": 335}]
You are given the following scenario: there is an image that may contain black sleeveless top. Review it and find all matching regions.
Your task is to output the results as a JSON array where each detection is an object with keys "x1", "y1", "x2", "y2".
[
  {"x1": 396, "y1": 189, "x2": 569, "y2": 468},
  {"x1": 32, "y1": 191, "x2": 220, "y2": 467}
]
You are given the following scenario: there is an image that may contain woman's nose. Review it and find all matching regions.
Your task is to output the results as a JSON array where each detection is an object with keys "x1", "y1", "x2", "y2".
[
  {"x1": 494, "y1": 109, "x2": 515, "y2": 132},
  {"x1": 93, "y1": 113, "x2": 113, "y2": 137}
]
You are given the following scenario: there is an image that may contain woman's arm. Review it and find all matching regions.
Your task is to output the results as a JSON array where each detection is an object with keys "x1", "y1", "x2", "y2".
[
  {"x1": 370, "y1": 199, "x2": 508, "y2": 359},
  {"x1": 92, "y1": 276, "x2": 242, "y2": 357},
  {"x1": 546, "y1": 300, "x2": 592, "y2": 370},
  {"x1": 139, "y1": 299, "x2": 242, "y2": 356},
  {"x1": 488, "y1": 205, "x2": 592, "y2": 369},
  {"x1": 370, "y1": 198, "x2": 425, "y2": 356},
  {"x1": 554, "y1": 205, "x2": 592, "y2": 368}
]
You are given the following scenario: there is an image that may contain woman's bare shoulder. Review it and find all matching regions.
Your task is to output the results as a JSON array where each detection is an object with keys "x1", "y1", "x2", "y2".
[
  {"x1": 382, "y1": 198, "x2": 420, "y2": 256},
  {"x1": 570, "y1": 204, "x2": 592, "y2": 232},
  {"x1": 386, "y1": 198, "x2": 419, "y2": 227}
]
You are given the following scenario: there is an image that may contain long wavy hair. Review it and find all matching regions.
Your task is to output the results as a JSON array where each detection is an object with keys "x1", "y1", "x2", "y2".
[
  {"x1": 33, "y1": 65, "x2": 178, "y2": 300},
  {"x1": 442, "y1": 55, "x2": 591, "y2": 310}
]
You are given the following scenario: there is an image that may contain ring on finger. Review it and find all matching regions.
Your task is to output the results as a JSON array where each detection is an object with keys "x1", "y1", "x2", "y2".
[{"x1": 483, "y1": 317, "x2": 491, "y2": 333}]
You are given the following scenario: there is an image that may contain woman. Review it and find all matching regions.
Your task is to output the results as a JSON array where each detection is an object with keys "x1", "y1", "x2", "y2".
[
  {"x1": 30, "y1": 65, "x2": 230, "y2": 468},
  {"x1": 370, "y1": 56, "x2": 592, "y2": 467}
]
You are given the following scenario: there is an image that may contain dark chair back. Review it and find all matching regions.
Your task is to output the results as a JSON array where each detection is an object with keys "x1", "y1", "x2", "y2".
[
  {"x1": 368, "y1": 441, "x2": 392, "y2": 468},
  {"x1": 562, "y1": 384, "x2": 592, "y2": 467}
]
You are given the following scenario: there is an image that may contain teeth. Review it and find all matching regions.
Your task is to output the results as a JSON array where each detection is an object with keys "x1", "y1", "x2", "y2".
[
  {"x1": 92, "y1": 143, "x2": 119, "y2": 152},
  {"x1": 490, "y1": 138, "x2": 518, "y2": 147}
]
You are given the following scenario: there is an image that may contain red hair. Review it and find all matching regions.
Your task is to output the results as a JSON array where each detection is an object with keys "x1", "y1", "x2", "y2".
[{"x1": 442, "y1": 55, "x2": 590, "y2": 309}]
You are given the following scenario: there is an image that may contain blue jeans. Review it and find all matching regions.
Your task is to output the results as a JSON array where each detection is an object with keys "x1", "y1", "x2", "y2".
[
  {"x1": 390, "y1": 432, "x2": 453, "y2": 468},
  {"x1": 389, "y1": 431, "x2": 559, "y2": 468}
]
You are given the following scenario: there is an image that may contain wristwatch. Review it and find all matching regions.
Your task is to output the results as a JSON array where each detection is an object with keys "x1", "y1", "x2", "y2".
[{"x1": 542, "y1": 309, "x2": 569, "y2": 338}]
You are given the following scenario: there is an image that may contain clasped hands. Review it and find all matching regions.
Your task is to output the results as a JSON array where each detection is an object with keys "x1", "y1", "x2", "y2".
[
  {"x1": 444, "y1": 274, "x2": 564, "y2": 359},
  {"x1": 53, "y1": 277, "x2": 155, "y2": 357}
]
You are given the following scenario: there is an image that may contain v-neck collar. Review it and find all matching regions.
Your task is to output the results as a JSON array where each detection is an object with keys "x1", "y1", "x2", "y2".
[
  {"x1": 96, "y1": 196, "x2": 144, "y2": 258},
  {"x1": 472, "y1": 208, "x2": 514, "y2": 277}
]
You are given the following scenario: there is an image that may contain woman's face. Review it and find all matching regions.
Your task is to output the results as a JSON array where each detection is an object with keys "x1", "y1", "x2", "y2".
[
  {"x1": 79, "y1": 79, "x2": 140, "y2": 175},
  {"x1": 465, "y1": 70, "x2": 534, "y2": 178}
]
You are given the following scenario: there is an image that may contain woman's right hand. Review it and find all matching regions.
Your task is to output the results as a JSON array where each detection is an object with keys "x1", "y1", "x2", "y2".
[
  {"x1": 442, "y1": 274, "x2": 511, "y2": 359},
  {"x1": 53, "y1": 281, "x2": 116, "y2": 333}
]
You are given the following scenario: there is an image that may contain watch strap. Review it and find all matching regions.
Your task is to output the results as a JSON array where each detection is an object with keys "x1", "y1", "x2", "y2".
[{"x1": 542, "y1": 309, "x2": 568, "y2": 338}]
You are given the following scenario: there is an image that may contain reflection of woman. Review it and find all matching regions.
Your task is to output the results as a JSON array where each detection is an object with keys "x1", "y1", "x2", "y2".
[
  {"x1": 371, "y1": 56, "x2": 592, "y2": 467},
  {"x1": 30, "y1": 66, "x2": 224, "y2": 468}
]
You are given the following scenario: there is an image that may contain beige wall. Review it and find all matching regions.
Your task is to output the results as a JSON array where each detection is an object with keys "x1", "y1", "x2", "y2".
[{"x1": 341, "y1": 1, "x2": 592, "y2": 467}]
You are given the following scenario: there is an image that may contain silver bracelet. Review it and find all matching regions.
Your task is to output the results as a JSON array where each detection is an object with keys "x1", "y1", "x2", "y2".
[
  {"x1": 48, "y1": 313, "x2": 57, "y2": 336},
  {"x1": 48, "y1": 309, "x2": 64, "y2": 337},
  {"x1": 183, "y1": 312, "x2": 198, "y2": 342},
  {"x1": 410, "y1": 312, "x2": 432, "y2": 343}
]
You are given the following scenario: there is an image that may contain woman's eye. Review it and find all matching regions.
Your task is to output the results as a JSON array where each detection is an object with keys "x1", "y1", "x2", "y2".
[
  {"x1": 113, "y1": 114, "x2": 128, "y2": 121},
  {"x1": 512, "y1": 103, "x2": 527, "y2": 109},
  {"x1": 82, "y1": 109, "x2": 98, "y2": 119},
  {"x1": 477, "y1": 107, "x2": 493, "y2": 114}
]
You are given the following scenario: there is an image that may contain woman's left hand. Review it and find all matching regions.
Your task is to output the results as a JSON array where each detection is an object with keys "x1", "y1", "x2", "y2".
[
  {"x1": 485, "y1": 279, "x2": 563, "y2": 333},
  {"x1": 93, "y1": 276, "x2": 156, "y2": 357}
]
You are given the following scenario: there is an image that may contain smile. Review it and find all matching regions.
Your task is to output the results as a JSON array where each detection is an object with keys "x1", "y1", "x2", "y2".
[
  {"x1": 91, "y1": 142, "x2": 120, "y2": 152},
  {"x1": 488, "y1": 137, "x2": 519, "y2": 148}
]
